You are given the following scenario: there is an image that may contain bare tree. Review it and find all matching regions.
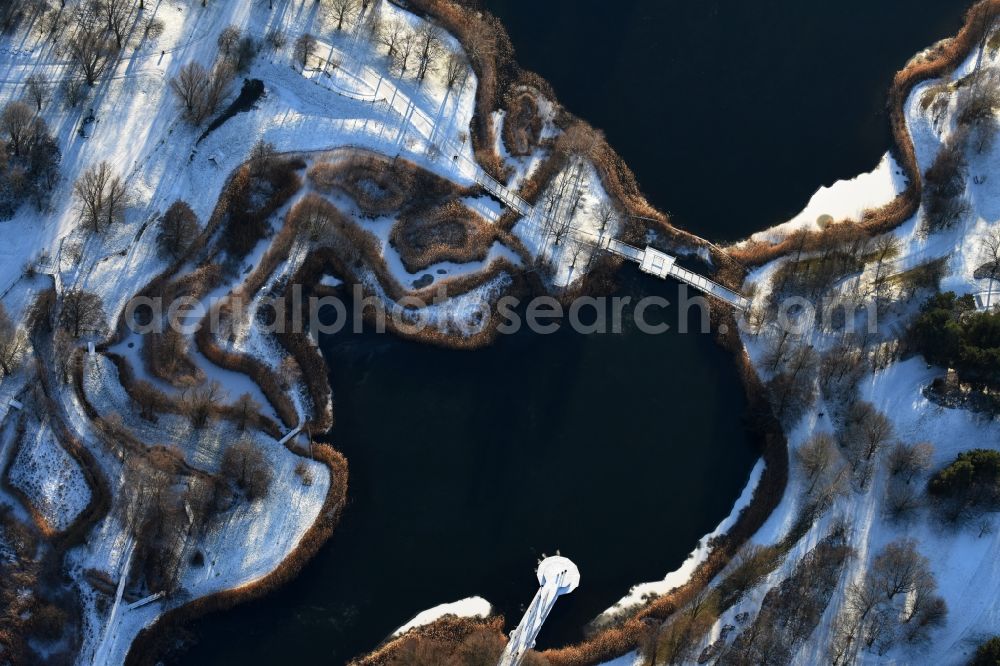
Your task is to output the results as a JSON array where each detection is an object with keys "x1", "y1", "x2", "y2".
[
  {"x1": 887, "y1": 442, "x2": 934, "y2": 482},
  {"x1": 922, "y1": 142, "x2": 971, "y2": 233},
  {"x1": 819, "y1": 341, "x2": 865, "y2": 401},
  {"x1": 74, "y1": 162, "x2": 109, "y2": 232},
  {"x1": 171, "y1": 59, "x2": 232, "y2": 126},
  {"x1": 957, "y1": 69, "x2": 1000, "y2": 153},
  {"x1": 59, "y1": 289, "x2": 106, "y2": 338},
  {"x1": 0, "y1": 303, "x2": 27, "y2": 377},
  {"x1": 156, "y1": 200, "x2": 200, "y2": 260},
  {"x1": 886, "y1": 480, "x2": 922, "y2": 522},
  {"x1": 767, "y1": 343, "x2": 820, "y2": 427},
  {"x1": 247, "y1": 139, "x2": 277, "y2": 178},
  {"x1": 845, "y1": 575, "x2": 881, "y2": 626},
  {"x1": 183, "y1": 380, "x2": 223, "y2": 429},
  {"x1": 869, "y1": 234, "x2": 902, "y2": 308},
  {"x1": 979, "y1": 227, "x2": 1000, "y2": 309},
  {"x1": 444, "y1": 51, "x2": 468, "y2": 90},
  {"x1": 103, "y1": 165, "x2": 130, "y2": 230},
  {"x1": 330, "y1": 0, "x2": 358, "y2": 31},
  {"x1": 51, "y1": 329, "x2": 76, "y2": 384},
  {"x1": 68, "y1": 27, "x2": 112, "y2": 85},
  {"x1": 796, "y1": 432, "x2": 838, "y2": 492},
  {"x1": 130, "y1": 380, "x2": 164, "y2": 422},
  {"x1": 171, "y1": 62, "x2": 208, "y2": 122},
  {"x1": 234, "y1": 392, "x2": 261, "y2": 431},
  {"x1": 595, "y1": 201, "x2": 617, "y2": 238},
  {"x1": 415, "y1": 25, "x2": 443, "y2": 82},
  {"x1": 62, "y1": 78, "x2": 86, "y2": 108},
  {"x1": 293, "y1": 32, "x2": 317, "y2": 69},
  {"x1": 217, "y1": 24, "x2": 241, "y2": 57},
  {"x1": 204, "y1": 61, "x2": 235, "y2": 117},
  {"x1": 391, "y1": 32, "x2": 415, "y2": 77},
  {"x1": 25, "y1": 73, "x2": 48, "y2": 111},
  {"x1": 843, "y1": 401, "x2": 894, "y2": 465},
  {"x1": 763, "y1": 329, "x2": 795, "y2": 372},
  {"x1": 871, "y1": 539, "x2": 928, "y2": 600},
  {"x1": 377, "y1": 19, "x2": 403, "y2": 62},
  {"x1": 1, "y1": 101, "x2": 36, "y2": 157},
  {"x1": 96, "y1": 0, "x2": 136, "y2": 50},
  {"x1": 264, "y1": 28, "x2": 286, "y2": 51},
  {"x1": 221, "y1": 437, "x2": 273, "y2": 500}
]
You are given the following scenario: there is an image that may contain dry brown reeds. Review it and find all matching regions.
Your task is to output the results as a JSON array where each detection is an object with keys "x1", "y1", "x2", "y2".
[
  {"x1": 501, "y1": 89, "x2": 544, "y2": 157},
  {"x1": 390, "y1": 200, "x2": 499, "y2": 273}
]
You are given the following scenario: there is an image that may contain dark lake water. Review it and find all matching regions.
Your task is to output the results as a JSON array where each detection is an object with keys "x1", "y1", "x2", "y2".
[
  {"x1": 178, "y1": 269, "x2": 759, "y2": 664},
  {"x1": 178, "y1": 1, "x2": 970, "y2": 663},
  {"x1": 487, "y1": 0, "x2": 970, "y2": 242}
]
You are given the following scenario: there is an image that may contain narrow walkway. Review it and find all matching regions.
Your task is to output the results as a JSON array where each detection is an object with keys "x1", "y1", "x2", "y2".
[
  {"x1": 498, "y1": 557, "x2": 580, "y2": 666},
  {"x1": 622, "y1": 242, "x2": 750, "y2": 310}
]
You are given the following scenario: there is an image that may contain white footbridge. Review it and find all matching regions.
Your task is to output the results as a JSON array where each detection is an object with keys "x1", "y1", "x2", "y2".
[
  {"x1": 471, "y1": 169, "x2": 750, "y2": 311},
  {"x1": 498, "y1": 556, "x2": 581, "y2": 666}
]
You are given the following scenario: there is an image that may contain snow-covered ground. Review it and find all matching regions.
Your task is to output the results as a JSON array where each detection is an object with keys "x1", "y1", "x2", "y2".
[
  {"x1": 7, "y1": 418, "x2": 92, "y2": 533},
  {"x1": 0, "y1": 0, "x2": 501, "y2": 661},
  {"x1": 514, "y1": 160, "x2": 619, "y2": 287},
  {"x1": 692, "y1": 39, "x2": 1000, "y2": 666},
  {"x1": 2, "y1": 0, "x2": 995, "y2": 664},
  {"x1": 391, "y1": 596, "x2": 493, "y2": 637},
  {"x1": 743, "y1": 152, "x2": 909, "y2": 245}
]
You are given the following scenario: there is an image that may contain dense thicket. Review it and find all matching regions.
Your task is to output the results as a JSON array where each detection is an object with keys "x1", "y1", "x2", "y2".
[
  {"x1": 0, "y1": 101, "x2": 60, "y2": 218},
  {"x1": 929, "y1": 449, "x2": 1000, "y2": 513},
  {"x1": 971, "y1": 636, "x2": 1000, "y2": 665},
  {"x1": 909, "y1": 292, "x2": 1000, "y2": 388}
]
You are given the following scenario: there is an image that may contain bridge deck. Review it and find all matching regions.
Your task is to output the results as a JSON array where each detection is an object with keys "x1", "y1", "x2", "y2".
[
  {"x1": 467, "y1": 171, "x2": 750, "y2": 312},
  {"x1": 609, "y1": 242, "x2": 750, "y2": 311}
]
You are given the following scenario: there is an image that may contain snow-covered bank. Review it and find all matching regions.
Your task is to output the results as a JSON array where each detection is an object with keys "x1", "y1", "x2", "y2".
[
  {"x1": 392, "y1": 597, "x2": 493, "y2": 637},
  {"x1": 744, "y1": 152, "x2": 909, "y2": 245},
  {"x1": 701, "y1": 32, "x2": 1000, "y2": 665},
  {"x1": 595, "y1": 457, "x2": 765, "y2": 624}
]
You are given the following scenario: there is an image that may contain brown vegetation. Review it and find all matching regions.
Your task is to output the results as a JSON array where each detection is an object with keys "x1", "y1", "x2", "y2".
[
  {"x1": 309, "y1": 152, "x2": 472, "y2": 217},
  {"x1": 502, "y1": 89, "x2": 543, "y2": 156},
  {"x1": 219, "y1": 153, "x2": 304, "y2": 260},
  {"x1": 350, "y1": 616, "x2": 520, "y2": 666},
  {"x1": 391, "y1": 200, "x2": 499, "y2": 273}
]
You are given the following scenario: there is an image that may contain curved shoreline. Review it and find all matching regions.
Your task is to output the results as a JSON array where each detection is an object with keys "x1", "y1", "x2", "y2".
[
  {"x1": 56, "y1": 2, "x2": 996, "y2": 665},
  {"x1": 726, "y1": 0, "x2": 1000, "y2": 271}
]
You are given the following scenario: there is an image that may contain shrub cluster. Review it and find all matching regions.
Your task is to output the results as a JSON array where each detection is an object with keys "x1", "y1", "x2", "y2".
[
  {"x1": 309, "y1": 152, "x2": 468, "y2": 217},
  {"x1": 0, "y1": 100, "x2": 60, "y2": 218},
  {"x1": 929, "y1": 449, "x2": 1000, "y2": 514},
  {"x1": 909, "y1": 291, "x2": 1000, "y2": 389},
  {"x1": 221, "y1": 154, "x2": 303, "y2": 260},
  {"x1": 501, "y1": 89, "x2": 543, "y2": 157},
  {"x1": 391, "y1": 200, "x2": 498, "y2": 273}
]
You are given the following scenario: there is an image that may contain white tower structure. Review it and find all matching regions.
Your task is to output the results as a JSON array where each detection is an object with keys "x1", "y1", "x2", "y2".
[{"x1": 497, "y1": 556, "x2": 581, "y2": 666}]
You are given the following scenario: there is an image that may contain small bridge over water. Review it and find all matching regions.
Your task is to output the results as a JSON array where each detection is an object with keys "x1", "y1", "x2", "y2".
[{"x1": 473, "y1": 170, "x2": 751, "y2": 311}]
